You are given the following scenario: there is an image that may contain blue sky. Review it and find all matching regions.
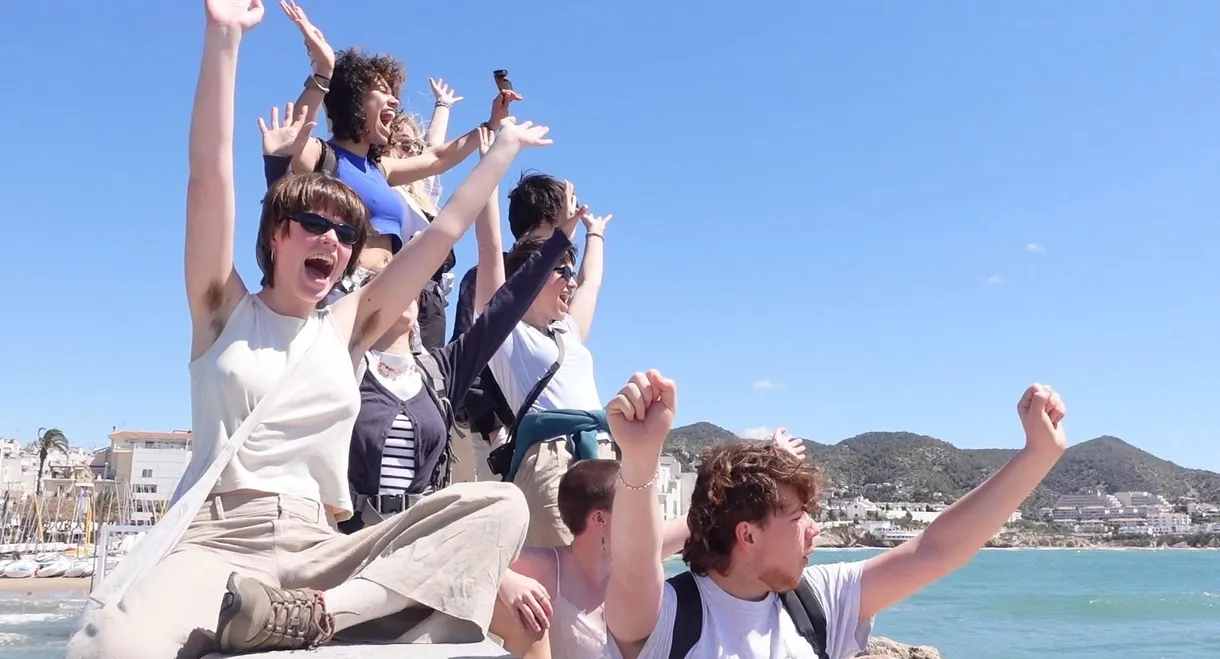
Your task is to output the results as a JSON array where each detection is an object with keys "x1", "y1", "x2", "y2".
[{"x1": 2, "y1": 1, "x2": 1218, "y2": 472}]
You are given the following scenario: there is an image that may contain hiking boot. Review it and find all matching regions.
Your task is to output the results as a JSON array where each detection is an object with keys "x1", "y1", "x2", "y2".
[{"x1": 215, "y1": 572, "x2": 335, "y2": 652}]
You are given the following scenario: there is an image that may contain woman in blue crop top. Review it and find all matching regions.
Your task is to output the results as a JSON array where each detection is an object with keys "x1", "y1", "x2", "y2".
[{"x1": 277, "y1": 1, "x2": 522, "y2": 262}]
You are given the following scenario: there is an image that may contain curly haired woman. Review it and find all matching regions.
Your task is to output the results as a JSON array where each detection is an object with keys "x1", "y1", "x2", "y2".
[{"x1": 278, "y1": 1, "x2": 520, "y2": 288}]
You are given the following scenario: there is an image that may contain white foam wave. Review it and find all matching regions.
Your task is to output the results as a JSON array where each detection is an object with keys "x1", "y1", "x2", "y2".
[{"x1": 0, "y1": 612, "x2": 72, "y2": 625}]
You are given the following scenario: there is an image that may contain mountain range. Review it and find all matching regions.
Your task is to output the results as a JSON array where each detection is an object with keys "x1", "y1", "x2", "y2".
[{"x1": 664, "y1": 423, "x2": 1220, "y2": 512}]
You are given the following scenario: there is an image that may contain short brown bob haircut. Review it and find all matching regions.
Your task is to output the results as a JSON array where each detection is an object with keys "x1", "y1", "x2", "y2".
[
  {"x1": 558, "y1": 459, "x2": 620, "y2": 536},
  {"x1": 683, "y1": 443, "x2": 821, "y2": 576},
  {"x1": 256, "y1": 173, "x2": 371, "y2": 287}
]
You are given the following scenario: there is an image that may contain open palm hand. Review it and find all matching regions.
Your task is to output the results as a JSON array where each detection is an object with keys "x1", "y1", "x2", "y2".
[
  {"x1": 258, "y1": 102, "x2": 315, "y2": 157},
  {"x1": 280, "y1": 0, "x2": 334, "y2": 74},
  {"x1": 205, "y1": 0, "x2": 265, "y2": 30}
]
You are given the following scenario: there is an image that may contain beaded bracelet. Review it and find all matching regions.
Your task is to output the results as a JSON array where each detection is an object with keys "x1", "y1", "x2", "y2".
[{"x1": 618, "y1": 471, "x2": 657, "y2": 490}]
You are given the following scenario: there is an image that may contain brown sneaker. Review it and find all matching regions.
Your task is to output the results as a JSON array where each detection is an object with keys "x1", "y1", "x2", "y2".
[{"x1": 215, "y1": 572, "x2": 335, "y2": 653}]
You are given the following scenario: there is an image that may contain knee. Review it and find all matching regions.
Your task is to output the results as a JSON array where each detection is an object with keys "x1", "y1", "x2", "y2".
[
  {"x1": 475, "y1": 483, "x2": 529, "y2": 545},
  {"x1": 485, "y1": 482, "x2": 529, "y2": 527},
  {"x1": 66, "y1": 608, "x2": 208, "y2": 659},
  {"x1": 66, "y1": 617, "x2": 152, "y2": 659}
]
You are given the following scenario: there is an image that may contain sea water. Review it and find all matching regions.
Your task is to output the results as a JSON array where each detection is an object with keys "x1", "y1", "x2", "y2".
[{"x1": 2, "y1": 549, "x2": 1216, "y2": 658}]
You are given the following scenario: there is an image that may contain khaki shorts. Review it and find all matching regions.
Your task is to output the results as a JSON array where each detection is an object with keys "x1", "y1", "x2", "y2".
[{"x1": 512, "y1": 437, "x2": 616, "y2": 548}]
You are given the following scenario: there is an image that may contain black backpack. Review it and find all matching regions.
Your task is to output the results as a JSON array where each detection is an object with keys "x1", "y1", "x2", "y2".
[
  {"x1": 451, "y1": 265, "x2": 517, "y2": 442},
  {"x1": 667, "y1": 571, "x2": 829, "y2": 659}
]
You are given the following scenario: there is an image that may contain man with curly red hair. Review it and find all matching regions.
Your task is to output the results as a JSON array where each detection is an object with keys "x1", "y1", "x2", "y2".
[{"x1": 602, "y1": 370, "x2": 1068, "y2": 659}]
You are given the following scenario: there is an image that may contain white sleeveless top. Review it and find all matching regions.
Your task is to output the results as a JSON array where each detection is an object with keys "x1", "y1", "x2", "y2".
[
  {"x1": 549, "y1": 547, "x2": 614, "y2": 658},
  {"x1": 187, "y1": 293, "x2": 359, "y2": 518}
]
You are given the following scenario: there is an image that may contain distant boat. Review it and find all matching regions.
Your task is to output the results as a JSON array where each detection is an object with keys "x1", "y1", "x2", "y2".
[
  {"x1": 3, "y1": 560, "x2": 36, "y2": 579},
  {"x1": 35, "y1": 557, "x2": 72, "y2": 578},
  {"x1": 63, "y1": 559, "x2": 94, "y2": 578}
]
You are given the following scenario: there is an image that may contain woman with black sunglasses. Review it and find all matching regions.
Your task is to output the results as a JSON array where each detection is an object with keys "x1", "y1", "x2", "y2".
[
  {"x1": 66, "y1": 3, "x2": 552, "y2": 657},
  {"x1": 483, "y1": 180, "x2": 615, "y2": 550},
  {"x1": 339, "y1": 131, "x2": 587, "y2": 535}
]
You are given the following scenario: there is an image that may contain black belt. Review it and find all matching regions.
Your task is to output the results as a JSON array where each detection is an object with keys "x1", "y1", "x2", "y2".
[{"x1": 365, "y1": 493, "x2": 422, "y2": 515}]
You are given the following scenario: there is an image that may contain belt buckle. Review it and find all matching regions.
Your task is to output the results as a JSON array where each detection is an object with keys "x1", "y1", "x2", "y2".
[{"x1": 378, "y1": 494, "x2": 407, "y2": 514}]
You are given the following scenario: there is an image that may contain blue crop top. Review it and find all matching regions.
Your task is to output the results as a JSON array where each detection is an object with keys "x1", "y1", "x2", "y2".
[{"x1": 329, "y1": 143, "x2": 407, "y2": 240}]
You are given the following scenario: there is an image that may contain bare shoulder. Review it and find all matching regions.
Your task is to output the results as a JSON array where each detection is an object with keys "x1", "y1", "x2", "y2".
[{"x1": 515, "y1": 547, "x2": 559, "y2": 595}]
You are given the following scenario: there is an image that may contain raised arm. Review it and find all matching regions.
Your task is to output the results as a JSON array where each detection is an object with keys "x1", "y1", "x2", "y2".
[
  {"x1": 568, "y1": 200, "x2": 609, "y2": 341},
  {"x1": 473, "y1": 130, "x2": 506, "y2": 313},
  {"x1": 381, "y1": 90, "x2": 522, "y2": 187},
  {"x1": 279, "y1": 0, "x2": 332, "y2": 174},
  {"x1": 425, "y1": 78, "x2": 462, "y2": 147},
  {"x1": 334, "y1": 118, "x2": 553, "y2": 355},
  {"x1": 441, "y1": 227, "x2": 578, "y2": 403},
  {"x1": 859, "y1": 384, "x2": 1067, "y2": 618},
  {"x1": 604, "y1": 370, "x2": 677, "y2": 658},
  {"x1": 661, "y1": 517, "x2": 690, "y2": 558},
  {"x1": 185, "y1": 0, "x2": 264, "y2": 361}
]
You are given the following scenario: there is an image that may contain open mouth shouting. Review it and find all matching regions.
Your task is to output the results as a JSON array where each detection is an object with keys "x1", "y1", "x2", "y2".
[
  {"x1": 304, "y1": 252, "x2": 337, "y2": 285},
  {"x1": 378, "y1": 109, "x2": 395, "y2": 134}
]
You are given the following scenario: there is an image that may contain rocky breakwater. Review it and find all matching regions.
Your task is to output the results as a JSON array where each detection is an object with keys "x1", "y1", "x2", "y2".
[{"x1": 857, "y1": 636, "x2": 943, "y2": 659}]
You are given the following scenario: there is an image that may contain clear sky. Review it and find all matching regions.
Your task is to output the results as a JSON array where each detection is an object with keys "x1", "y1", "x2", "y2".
[{"x1": 2, "y1": 1, "x2": 1217, "y2": 471}]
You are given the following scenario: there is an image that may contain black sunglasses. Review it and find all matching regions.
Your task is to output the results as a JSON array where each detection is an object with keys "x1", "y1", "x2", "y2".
[
  {"x1": 553, "y1": 264, "x2": 575, "y2": 280},
  {"x1": 292, "y1": 212, "x2": 359, "y2": 246}
]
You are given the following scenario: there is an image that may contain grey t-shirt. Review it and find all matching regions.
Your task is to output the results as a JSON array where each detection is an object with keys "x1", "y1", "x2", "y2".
[{"x1": 613, "y1": 561, "x2": 873, "y2": 659}]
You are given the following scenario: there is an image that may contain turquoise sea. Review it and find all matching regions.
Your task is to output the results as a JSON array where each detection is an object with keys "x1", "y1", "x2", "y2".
[{"x1": 2, "y1": 549, "x2": 1216, "y2": 657}]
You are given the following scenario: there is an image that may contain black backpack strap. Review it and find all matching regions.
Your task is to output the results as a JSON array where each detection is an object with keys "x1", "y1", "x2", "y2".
[
  {"x1": 314, "y1": 138, "x2": 339, "y2": 177},
  {"x1": 779, "y1": 579, "x2": 829, "y2": 659},
  {"x1": 492, "y1": 326, "x2": 565, "y2": 480},
  {"x1": 667, "y1": 572, "x2": 702, "y2": 659}
]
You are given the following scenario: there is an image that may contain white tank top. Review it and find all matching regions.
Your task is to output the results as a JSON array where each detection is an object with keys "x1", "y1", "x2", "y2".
[
  {"x1": 549, "y1": 547, "x2": 613, "y2": 658},
  {"x1": 187, "y1": 294, "x2": 359, "y2": 518}
]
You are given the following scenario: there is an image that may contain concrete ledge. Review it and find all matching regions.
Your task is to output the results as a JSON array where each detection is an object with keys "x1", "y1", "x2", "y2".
[{"x1": 203, "y1": 641, "x2": 512, "y2": 658}]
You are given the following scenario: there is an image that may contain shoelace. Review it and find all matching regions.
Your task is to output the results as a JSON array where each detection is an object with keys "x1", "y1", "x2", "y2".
[{"x1": 263, "y1": 587, "x2": 335, "y2": 648}]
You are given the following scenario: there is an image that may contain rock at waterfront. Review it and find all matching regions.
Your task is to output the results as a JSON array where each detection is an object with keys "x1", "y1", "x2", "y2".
[{"x1": 857, "y1": 635, "x2": 943, "y2": 659}]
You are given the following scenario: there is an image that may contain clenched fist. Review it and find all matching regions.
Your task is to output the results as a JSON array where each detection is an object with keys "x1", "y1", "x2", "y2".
[
  {"x1": 606, "y1": 370, "x2": 678, "y2": 461},
  {"x1": 1018, "y1": 383, "x2": 1067, "y2": 455}
]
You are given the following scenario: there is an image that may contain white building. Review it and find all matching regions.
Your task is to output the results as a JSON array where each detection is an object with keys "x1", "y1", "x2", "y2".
[
  {"x1": 96, "y1": 430, "x2": 193, "y2": 526},
  {"x1": 678, "y1": 472, "x2": 697, "y2": 517},
  {"x1": 843, "y1": 497, "x2": 880, "y2": 520},
  {"x1": 1146, "y1": 512, "x2": 1192, "y2": 536},
  {"x1": 1114, "y1": 491, "x2": 1170, "y2": 509},
  {"x1": 655, "y1": 456, "x2": 684, "y2": 521}
]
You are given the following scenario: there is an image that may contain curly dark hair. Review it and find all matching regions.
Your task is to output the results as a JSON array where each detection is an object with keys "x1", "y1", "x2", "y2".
[
  {"x1": 507, "y1": 171, "x2": 566, "y2": 240},
  {"x1": 324, "y1": 47, "x2": 406, "y2": 160},
  {"x1": 682, "y1": 443, "x2": 821, "y2": 576}
]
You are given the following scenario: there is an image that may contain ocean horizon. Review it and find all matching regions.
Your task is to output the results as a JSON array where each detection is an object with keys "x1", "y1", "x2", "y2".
[{"x1": 2, "y1": 548, "x2": 1216, "y2": 658}]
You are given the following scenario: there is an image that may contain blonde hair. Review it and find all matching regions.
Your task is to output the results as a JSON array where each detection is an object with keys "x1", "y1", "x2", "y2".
[{"x1": 387, "y1": 112, "x2": 438, "y2": 216}]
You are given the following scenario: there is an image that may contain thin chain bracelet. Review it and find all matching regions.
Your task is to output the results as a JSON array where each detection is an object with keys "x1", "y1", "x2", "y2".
[{"x1": 618, "y1": 471, "x2": 657, "y2": 490}]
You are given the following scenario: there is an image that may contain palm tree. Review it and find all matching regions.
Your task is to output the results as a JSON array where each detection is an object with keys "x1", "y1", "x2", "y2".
[{"x1": 34, "y1": 427, "x2": 69, "y2": 496}]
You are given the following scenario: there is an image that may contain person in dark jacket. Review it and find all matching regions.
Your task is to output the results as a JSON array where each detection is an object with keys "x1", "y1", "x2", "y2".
[
  {"x1": 448, "y1": 172, "x2": 570, "y2": 482},
  {"x1": 338, "y1": 140, "x2": 584, "y2": 533}
]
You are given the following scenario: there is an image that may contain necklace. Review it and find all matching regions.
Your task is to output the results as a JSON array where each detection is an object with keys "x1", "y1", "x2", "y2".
[{"x1": 372, "y1": 352, "x2": 415, "y2": 379}]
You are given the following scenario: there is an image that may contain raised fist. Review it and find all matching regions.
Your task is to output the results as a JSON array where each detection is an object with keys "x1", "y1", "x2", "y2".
[
  {"x1": 606, "y1": 370, "x2": 678, "y2": 459},
  {"x1": 1018, "y1": 383, "x2": 1067, "y2": 454}
]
